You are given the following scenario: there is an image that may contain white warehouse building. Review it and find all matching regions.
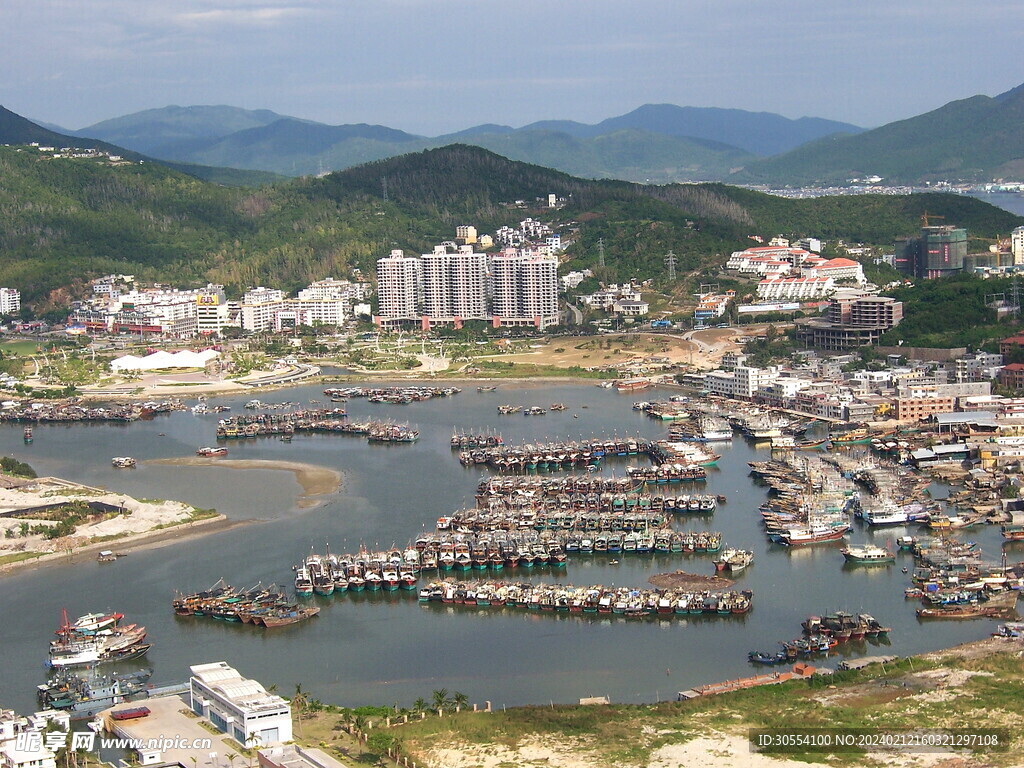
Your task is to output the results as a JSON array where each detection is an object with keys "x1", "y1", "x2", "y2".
[{"x1": 189, "y1": 662, "x2": 292, "y2": 747}]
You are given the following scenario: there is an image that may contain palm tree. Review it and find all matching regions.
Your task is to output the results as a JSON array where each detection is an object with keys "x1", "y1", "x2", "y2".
[
  {"x1": 451, "y1": 691, "x2": 469, "y2": 711},
  {"x1": 412, "y1": 697, "x2": 428, "y2": 716},
  {"x1": 430, "y1": 688, "x2": 449, "y2": 713},
  {"x1": 244, "y1": 733, "x2": 261, "y2": 768},
  {"x1": 291, "y1": 684, "x2": 308, "y2": 737}
]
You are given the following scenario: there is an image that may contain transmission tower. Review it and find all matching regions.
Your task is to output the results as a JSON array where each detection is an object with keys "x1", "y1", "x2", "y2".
[
  {"x1": 381, "y1": 175, "x2": 389, "y2": 202},
  {"x1": 665, "y1": 250, "x2": 678, "y2": 281},
  {"x1": 597, "y1": 237, "x2": 605, "y2": 268}
]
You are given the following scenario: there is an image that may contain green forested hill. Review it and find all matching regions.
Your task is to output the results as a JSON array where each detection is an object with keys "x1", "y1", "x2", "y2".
[{"x1": 0, "y1": 144, "x2": 1020, "y2": 313}]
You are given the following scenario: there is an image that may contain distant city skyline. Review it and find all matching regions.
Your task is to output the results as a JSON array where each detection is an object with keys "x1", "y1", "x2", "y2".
[{"x1": 3, "y1": 0, "x2": 1022, "y2": 135}]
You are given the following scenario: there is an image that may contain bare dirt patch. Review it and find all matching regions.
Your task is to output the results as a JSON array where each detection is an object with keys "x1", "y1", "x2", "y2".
[{"x1": 648, "y1": 570, "x2": 735, "y2": 590}]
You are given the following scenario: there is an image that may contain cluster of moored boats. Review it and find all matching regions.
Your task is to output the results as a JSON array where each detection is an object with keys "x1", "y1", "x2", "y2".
[
  {"x1": 38, "y1": 668, "x2": 151, "y2": 717},
  {"x1": 459, "y1": 436, "x2": 653, "y2": 471},
  {"x1": 48, "y1": 611, "x2": 150, "y2": 668},
  {"x1": 450, "y1": 430, "x2": 504, "y2": 449},
  {"x1": 323, "y1": 386, "x2": 460, "y2": 404},
  {"x1": 1, "y1": 400, "x2": 183, "y2": 424},
  {"x1": 436, "y1": 508, "x2": 671, "y2": 533},
  {"x1": 172, "y1": 580, "x2": 320, "y2": 627},
  {"x1": 294, "y1": 551, "x2": 419, "y2": 594},
  {"x1": 417, "y1": 579, "x2": 752, "y2": 618},
  {"x1": 748, "y1": 612, "x2": 891, "y2": 665},
  {"x1": 213, "y1": 410, "x2": 418, "y2": 442}
]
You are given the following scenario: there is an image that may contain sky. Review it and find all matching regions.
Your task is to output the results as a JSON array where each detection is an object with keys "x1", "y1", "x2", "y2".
[{"x1": 3, "y1": 0, "x2": 1023, "y2": 134}]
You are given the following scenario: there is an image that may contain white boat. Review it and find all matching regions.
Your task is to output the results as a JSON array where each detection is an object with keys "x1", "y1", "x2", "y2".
[
  {"x1": 111, "y1": 457, "x2": 136, "y2": 468},
  {"x1": 864, "y1": 508, "x2": 909, "y2": 527},
  {"x1": 841, "y1": 545, "x2": 895, "y2": 565}
]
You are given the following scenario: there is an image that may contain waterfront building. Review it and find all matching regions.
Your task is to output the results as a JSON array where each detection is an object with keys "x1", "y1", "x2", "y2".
[
  {"x1": 0, "y1": 289, "x2": 21, "y2": 316},
  {"x1": 189, "y1": 662, "x2": 292, "y2": 746}
]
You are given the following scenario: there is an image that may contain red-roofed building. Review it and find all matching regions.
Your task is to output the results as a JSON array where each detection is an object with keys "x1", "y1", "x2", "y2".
[
  {"x1": 1000, "y1": 335, "x2": 1024, "y2": 356},
  {"x1": 998, "y1": 363, "x2": 1024, "y2": 390},
  {"x1": 803, "y1": 257, "x2": 865, "y2": 284}
]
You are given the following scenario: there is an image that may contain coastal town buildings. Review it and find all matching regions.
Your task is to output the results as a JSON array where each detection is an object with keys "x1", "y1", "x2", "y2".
[
  {"x1": 0, "y1": 709, "x2": 68, "y2": 768},
  {"x1": 68, "y1": 277, "x2": 369, "y2": 338}
]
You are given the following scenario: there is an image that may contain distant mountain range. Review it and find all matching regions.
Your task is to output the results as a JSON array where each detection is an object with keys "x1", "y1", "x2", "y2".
[
  {"x1": 0, "y1": 105, "x2": 282, "y2": 186},
  {"x1": 732, "y1": 83, "x2": 1024, "y2": 185},
  {"x1": 56, "y1": 103, "x2": 863, "y2": 183},
  {"x1": 15, "y1": 81, "x2": 1024, "y2": 186}
]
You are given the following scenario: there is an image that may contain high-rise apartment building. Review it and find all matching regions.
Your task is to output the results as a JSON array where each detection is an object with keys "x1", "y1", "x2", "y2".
[
  {"x1": 0, "y1": 288, "x2": 21, "y2": 316},
  {"x1": 376, "y1": 250, "x2": 422, "y2": 320},
  {"x1": 520, "y1": 256, "x2": 559, "y2": 322},
  {"x1": 375, "y1": 246, "x2": 559, "y2": 330}
]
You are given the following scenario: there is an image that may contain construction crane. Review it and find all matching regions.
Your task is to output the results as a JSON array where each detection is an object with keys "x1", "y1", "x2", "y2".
[{"x1": 920, "y1": 211, "x2": 945, "y2": 228}]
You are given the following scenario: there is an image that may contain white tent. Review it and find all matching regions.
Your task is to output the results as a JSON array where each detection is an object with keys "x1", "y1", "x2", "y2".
[{"x1": 111, "y1": 349, "x2": 220, "y2": 373}]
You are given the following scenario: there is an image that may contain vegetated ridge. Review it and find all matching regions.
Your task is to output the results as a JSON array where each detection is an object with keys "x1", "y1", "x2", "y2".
[{"x1": 0, "y1": 141, "x2": 1019, "y2": 316}]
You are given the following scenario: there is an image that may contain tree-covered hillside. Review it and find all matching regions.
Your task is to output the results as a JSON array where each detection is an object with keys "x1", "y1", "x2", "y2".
[{"x1": 0, "y1": 143, "x2": 1020, "y2": 314}]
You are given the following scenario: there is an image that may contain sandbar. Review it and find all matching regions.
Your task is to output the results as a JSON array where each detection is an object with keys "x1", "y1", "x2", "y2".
[{"x1": 148, "y1": 457, "x2": 341, "y2": 505}]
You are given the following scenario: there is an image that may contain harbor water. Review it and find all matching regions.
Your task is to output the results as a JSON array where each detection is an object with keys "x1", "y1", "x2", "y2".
[{"x1": 0, "y1": 382, "x2": 1010, "y2": 713}]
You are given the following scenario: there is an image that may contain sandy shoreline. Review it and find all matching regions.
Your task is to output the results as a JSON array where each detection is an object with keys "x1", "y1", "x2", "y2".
[
  {"x1": 147, "y1": 457, "x2": 342, "y2": 506},
  {"x1": 0, "y1": 513, "x2": 240, "y2": 577}
]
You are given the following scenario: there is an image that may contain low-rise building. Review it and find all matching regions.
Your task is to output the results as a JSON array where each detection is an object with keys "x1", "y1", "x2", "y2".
[
  {"x1": 999, "y1": 363, "x2": 1024, "y2": 390},
  {"x1": 189, "y1": 662, "x2": 292, "y2": 746}
]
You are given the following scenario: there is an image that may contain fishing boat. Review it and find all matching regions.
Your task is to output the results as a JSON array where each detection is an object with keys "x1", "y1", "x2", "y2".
[
  {"x1": 1001, "y1": 524, "x2": 1024, "y2": 541},
  {"x1": 196, "y1": 446, "x2": 228, "y2": 457},
  {"x1": 747, "y1": 650, "x2": 788, "y2": 666},
  {"x1": 713, "y1": 548, "x2": 754, "y2": 573},
  {"x1": 38, "y1": 668, "x2": 152, "y2": 717},
  {"x1": 111, "y1": 457, "x2": 136, "y2": 468},
  {"x1": 293, "y1": 565, "x2": 314, "y2": 597},
  {"x1": 23, "y1": 426, "x2": 33, "y2": 443},
  {"x1": 780, "y1": 523, "x2": 849, "y2": 546},
  {"x1": 615, "y1": 377, "x2": 652, "y2": 392},
  {"x1": 797, "y1": 438, "x2": 827, "y2": 450},
  {"x1": 830, "y1": 427, "x2": 871, "y2": 445},
  {"x1": 841, "y1": 545, "x2": 895, "y2": 565}
]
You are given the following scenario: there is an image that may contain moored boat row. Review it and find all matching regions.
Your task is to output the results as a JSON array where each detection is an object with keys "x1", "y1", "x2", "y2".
[{"x1": 417, "y1": 579, "x2": 752, "y2": 618}]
